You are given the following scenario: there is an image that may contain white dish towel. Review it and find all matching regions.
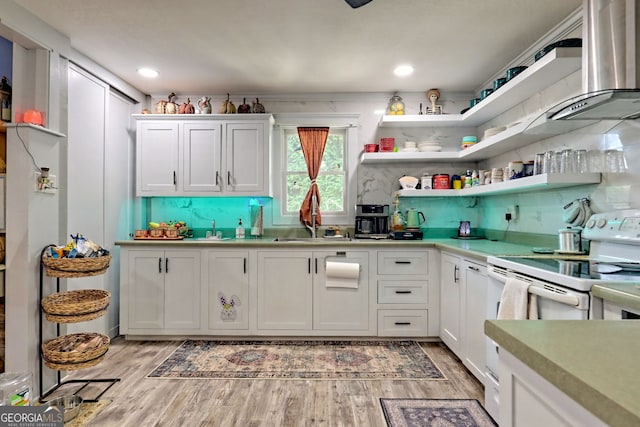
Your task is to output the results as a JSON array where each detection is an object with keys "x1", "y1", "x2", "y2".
[{"x1": 497, "y1": 277, "x2": 538, "y2": 320}]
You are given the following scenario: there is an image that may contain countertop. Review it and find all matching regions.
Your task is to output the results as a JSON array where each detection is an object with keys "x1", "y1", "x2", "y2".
[
  {"x1": 485, "y1": 320, "x2": 640, "y2": 427},
  {"x1": 592, "y1": 282, "x2": 640, "y2": 311},
  {"x1": 115, "y1": 237, "x2": 537, "y2": 261}
]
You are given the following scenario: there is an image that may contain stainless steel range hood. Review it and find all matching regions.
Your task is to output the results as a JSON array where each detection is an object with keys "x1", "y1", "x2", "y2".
[{"x1": 551, "y1": 0, "x2": 640, "y2": 120}]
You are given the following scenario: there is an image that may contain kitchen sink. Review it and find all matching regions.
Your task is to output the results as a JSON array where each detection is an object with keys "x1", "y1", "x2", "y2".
[{"x1": 272, "y1": 237, "x2": 352, "y2": 243}]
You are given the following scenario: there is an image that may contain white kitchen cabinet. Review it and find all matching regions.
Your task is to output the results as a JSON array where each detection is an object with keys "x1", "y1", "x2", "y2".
[
  {"x1": 223, "y1": 121, "x2": 267, "y2": 194},
  {"x1": 375, "y1": 249, "x2": 436, "y2": 337},
  {"x1": 257, "y1": 251, "x2": 313, "y2": 330},
  {"x1": 439, "y1": 252, "x2": 461, "y2": 353},
  {"x1": 135, "y1": 115, "x2": 273, "y2": 196},
  {"x1": 256, "y1": 249, "x2": 370, "y2": 334},
  {"x1": 121, "y1": 248, "x2": 201, "y2": 332},
  {"x1": 499, "y1": 349, "x2": 606, "y2": 427},
  {"x1": 206, "y1": 250, "x2": 250, "y2": 331},
  {"x1": 461, "y1": 258, "x2": 487, "y2": 384},
  {"x1": 313, "y1": 250, "x2": 370, "y2": 331},
  {"x1": 182, "y1": 122, "x2": 221, "y2": 193},
  {"x1": 137, "y1": 121, "x2": 180, "y2": 195},
  {"x1": 439, "y1": 252, "x2": 487, "y2": 385}
]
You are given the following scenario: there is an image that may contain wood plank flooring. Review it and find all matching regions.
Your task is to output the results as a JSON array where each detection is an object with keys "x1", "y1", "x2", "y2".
[{"x1": 50, "y1": 338, "x2": 484, "y2": 427}]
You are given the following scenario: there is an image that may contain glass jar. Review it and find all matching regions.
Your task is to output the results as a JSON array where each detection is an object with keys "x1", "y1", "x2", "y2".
[{"x1": 387, "y1": 94, "x2": 405, "y2": 115}]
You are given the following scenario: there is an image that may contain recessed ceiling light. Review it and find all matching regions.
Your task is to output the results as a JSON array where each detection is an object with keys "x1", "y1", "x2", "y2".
[
  {"x1": 137, "y1": 68, "x2": 159, "y2": 78},
  {"x1": 393, "y1": 65, "x2": 414, "y2": 77}
]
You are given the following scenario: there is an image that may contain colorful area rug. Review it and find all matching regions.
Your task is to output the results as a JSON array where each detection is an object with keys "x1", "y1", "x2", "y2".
[
  {"x1": 148, "y1": 340, "x2": 446, "y2": 380},
  {"x1": 380, "y1": 399, "x2": 496, "y2": 427}
]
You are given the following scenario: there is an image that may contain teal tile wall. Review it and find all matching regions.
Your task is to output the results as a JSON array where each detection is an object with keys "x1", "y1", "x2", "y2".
[{"x1": 145, "y1": 197, "x2": 273, "y2": 236}]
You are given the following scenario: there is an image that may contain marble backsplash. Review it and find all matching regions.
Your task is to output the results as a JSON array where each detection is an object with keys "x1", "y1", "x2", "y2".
[{"x1": 148, "y1": 78, "x2": 640, "y2": 237}]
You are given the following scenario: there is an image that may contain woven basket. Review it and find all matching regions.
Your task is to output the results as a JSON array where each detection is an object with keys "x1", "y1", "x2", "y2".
[
  {"x1": 45, "y1": 308, "x2": 108, "y2": 324},
  {"x1": 42, "y1": 254, "x2": 111, "y2": 278},
  {"x1": 42, "y1": 289, "x2": 111, "y2": 316},
  {"x1": 42, "y1": 333, "x2": 110, "y2": 364},
  {"x1": 43, "y1": 352, "x2": 107, "y2": 371}
]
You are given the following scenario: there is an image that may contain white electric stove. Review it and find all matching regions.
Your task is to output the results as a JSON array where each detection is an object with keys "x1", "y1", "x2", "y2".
[{"x1": 483, "y1": 209, "x2": 640, "y2": 422}]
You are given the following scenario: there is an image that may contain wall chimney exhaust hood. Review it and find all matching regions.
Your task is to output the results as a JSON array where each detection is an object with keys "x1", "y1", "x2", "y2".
[
  {"x1": 551, "y1": 89, "x2": 640, "y2": 120},
  {"x1": 551, "y1": 0, "x2": 640, "y2": 121}
]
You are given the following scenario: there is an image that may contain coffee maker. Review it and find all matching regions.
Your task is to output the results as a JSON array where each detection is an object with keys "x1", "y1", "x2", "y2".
[{"x1": 355, "y1": 204, "x2": 390, "y2": 239}]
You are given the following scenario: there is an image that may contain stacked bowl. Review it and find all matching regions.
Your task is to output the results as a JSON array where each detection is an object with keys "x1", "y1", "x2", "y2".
[
  {"x1": 483, "y1": 126, "x2": 506, "y2": 140},
  {"x1": 418, "y1": 140, "x2": 442, "y2": 152},
  {"x1": 461, "y1": 136, "x2": 477, "y2": 150}
]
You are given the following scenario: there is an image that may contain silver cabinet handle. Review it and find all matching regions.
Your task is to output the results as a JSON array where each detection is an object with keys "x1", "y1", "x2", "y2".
[
  {"x1": 165, "y1": 258, "x2": 169, "y2": 273},
  {"x1": 395, "y1": 260, "x2": 411, "y2": 264},
  {"x1": 215, "y1": 171, "x2": 220, "y2": 185},
  {"x1": 394, "y1": 322, "x2": 411, "y2": 326},
  {"x1": 454, "y1": 265, "x2": 459, "y2": 283},
  {"x1": 227, "y1": 171, "x2": 232, "y2": 186},
  {"x1": 395, "y1": 290, "x2": 412, "y2": 294},
  {"x1": 173, "y1": 171, "x2": 177, "y2": 185},
  {"x1": 158, "y1": 257, "x2": 162, "y2": 273},
  {"x1": 468, "y1": 265, "x2": 480, "y2": 272}
]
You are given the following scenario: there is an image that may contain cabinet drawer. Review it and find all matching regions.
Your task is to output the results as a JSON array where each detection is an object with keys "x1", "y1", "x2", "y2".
[
  {"x1": 378, "y1": 280, "x2": 428, "y2": 304},
  {"x1": 377, "y1": 251, "x2": 429, "y2": 275},
  {"x1": 377, "y1": 310, "x2": 428, "y2": 336}
]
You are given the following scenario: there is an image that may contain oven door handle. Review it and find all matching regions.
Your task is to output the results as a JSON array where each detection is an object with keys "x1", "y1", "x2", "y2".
[{"x1": 529, "y1": 286, "x2": 580, "y2": 307}]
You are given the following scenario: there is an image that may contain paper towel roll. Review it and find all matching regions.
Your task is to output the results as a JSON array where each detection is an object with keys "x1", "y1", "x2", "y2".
[{"x1": 325, "y1": 261, "x2": 360, "y2": 288}]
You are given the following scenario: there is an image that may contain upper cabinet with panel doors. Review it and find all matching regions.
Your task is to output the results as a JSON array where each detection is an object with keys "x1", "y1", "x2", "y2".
[{"x1": 134, "y1": 114, "x2": 273, "y2": 197}]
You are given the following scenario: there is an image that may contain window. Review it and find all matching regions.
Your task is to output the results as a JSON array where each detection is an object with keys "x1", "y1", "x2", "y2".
[
  {"x1": 284, "y1": 128, "x2": 346, "y2": 215},
  {"x1": 272, "y1": 113, "x2": 359, "y2": 227}
]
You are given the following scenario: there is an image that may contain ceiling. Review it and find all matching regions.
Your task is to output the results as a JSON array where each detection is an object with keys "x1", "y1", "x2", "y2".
[{"x1": 15, "y1": 0, "x2": 581, "y2": 96}]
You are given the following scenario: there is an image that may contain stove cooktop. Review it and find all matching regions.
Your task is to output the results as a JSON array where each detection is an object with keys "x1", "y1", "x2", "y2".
[
  {"x1": 488, "y1": 255, "x2": 640, "y2": 292},
  {"x1": 498, "y1": 257, "x2": 640, "y2": 281}
]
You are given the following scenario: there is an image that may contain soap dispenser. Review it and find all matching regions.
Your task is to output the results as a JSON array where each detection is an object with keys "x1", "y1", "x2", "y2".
[{"x1": 235, "y1": 218, "x2": 245, "y2": 239}]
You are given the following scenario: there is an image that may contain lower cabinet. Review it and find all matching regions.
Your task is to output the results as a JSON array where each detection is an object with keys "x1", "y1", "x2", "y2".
[
  {"x1": 440, "y1": 253, "x2": 461, "y2": 352},
  {"x1": 256, "y1": 251, "x2": 313, "y2": 330},
  {"x1": 461, "y1": 258, "x2": 487, "y2": 384},
  {"x1": 439, "y1": 251, "x2": 487, "y2": 384},
  {"x1": 256, "y1": 250, "x2": 371, "y2": 334},
  {"x1": 375, "y1": 249, "x2": 436, "y2": 337},
  {"x1": 207, "y1": 250, "x2": 250, "y2": 331},
  {"x1": 121, "y1": 248, "x2": 201, "y2": 333},
  {"x1": 119, "y1": 245, "x2": 441, "y2": 338},
  {"x1": 499, "y1": 349, "x2": 606, "y2": 427}
]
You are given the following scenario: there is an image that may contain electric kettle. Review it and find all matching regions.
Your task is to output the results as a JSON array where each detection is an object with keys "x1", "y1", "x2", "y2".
[{"x1": 405, "y1": 208, "x2": 425, "y2": 229}]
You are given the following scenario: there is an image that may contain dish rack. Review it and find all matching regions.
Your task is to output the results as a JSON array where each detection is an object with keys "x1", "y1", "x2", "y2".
[{"x1": 38, "y1": 245, "x2": 120, "y2": 403}]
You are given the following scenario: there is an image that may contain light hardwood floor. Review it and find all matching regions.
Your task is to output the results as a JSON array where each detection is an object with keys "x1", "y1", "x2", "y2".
[{"x1": 49, "y1": 338, "x2": 484, "y2": 426}]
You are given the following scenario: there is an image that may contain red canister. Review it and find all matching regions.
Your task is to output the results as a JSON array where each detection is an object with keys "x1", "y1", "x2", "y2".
[{"x1": 432, "y1": 174, "x2": 450, "y2": 189}]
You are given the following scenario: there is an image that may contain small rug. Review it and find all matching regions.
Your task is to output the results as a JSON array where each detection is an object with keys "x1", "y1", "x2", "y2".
[
  {"x1": 67, "y1": 399, "x2": 111, "y2": 427},
  {"x1": 147, "y1": 340, "x2": 446, "y2": 380},
  {"x1": 380, "y1": 399, "x2": 496, "y2": 427}
]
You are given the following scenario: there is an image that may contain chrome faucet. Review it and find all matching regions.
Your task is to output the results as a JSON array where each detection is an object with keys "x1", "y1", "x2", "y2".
[
  {"x1": 306, "y1": 195, "x2": 318, "y2": 238},
  {"x1": 211, "y1": 219, "x2": 216, "y2": 235}
]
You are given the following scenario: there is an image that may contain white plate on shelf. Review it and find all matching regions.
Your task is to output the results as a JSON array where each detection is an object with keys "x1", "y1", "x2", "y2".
[
  {"x1": 400, "y1": 147, "x2": 419, "y2": 152},
  {"x1": 418, "y1": 146, "x2": 442, "y2": 152}
]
